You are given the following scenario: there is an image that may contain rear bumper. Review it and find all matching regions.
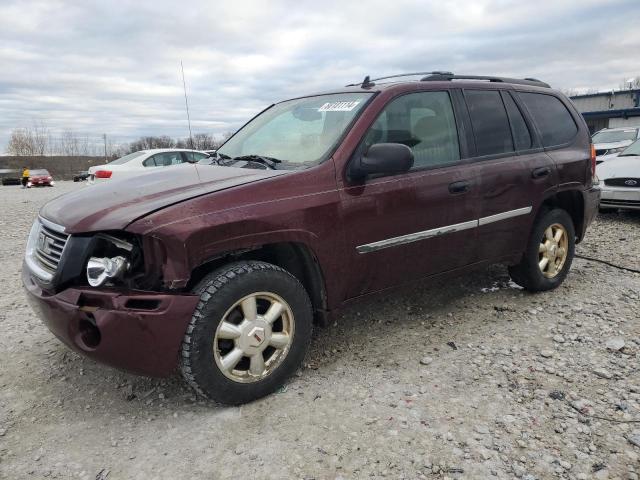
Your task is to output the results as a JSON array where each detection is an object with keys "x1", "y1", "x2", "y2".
[
  {"x1": 22, "y1": 266, "x2": 199, "y2": 377},
  {"x1": 580, "y1": 186, "x2": 600, "y2": 239}
]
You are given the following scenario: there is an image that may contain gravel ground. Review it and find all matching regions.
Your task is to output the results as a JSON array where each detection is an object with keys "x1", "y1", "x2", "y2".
[{"x1": 0, "y1": 181, "x2": 639, "y2": 480}]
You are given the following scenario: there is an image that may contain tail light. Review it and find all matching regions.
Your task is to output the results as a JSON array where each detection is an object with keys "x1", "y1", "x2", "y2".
[
  {"x1": 95, "y1": 170, "x2": 112, "y2": 179},
  {"x1": 590, "y1": 143, "x2": 596, "y2": 177}
]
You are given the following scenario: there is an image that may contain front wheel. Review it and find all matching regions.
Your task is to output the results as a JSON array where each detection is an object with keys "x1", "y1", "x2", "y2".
[
  {"x1": 509, "y1": 208, "x2": 575, "y2": 292},
  {"x1": 180, "y1": 261, "x2": 313, "y2": 405}
]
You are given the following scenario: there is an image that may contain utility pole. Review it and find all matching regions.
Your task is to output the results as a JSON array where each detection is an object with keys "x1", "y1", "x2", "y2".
[
  {"x1": 181, "y1": 61, "x2": 194, "y2": 149},
  {"x1": 103, "y1": 133, "x2": 107, "y2": 161}
]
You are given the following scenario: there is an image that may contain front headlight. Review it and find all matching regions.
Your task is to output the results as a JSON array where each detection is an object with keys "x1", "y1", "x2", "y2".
[
  {"x1": 87, "y1": 256, "x2": 129, "y2": 287},
  {"x1": 605, "y1": 147, "x2": 625, "y2": 155},
  {"x1": 85, "y1": 233, "x2": 136, "y2": 287}
]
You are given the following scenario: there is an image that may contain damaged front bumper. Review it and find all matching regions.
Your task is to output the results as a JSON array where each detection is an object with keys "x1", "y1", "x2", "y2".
[{"x1": 23, "y1": 266, "x2": 199, "y2": 377}]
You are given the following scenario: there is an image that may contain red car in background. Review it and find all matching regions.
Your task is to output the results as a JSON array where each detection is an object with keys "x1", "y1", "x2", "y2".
[{"x1": 28, "y1": 169, "x2": 55, "y2": 187}]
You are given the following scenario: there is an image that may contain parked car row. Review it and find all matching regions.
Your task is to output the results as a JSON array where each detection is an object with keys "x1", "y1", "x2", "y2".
[{"x1": 0, "y1": 169, "x2": 54, "y2": 187}]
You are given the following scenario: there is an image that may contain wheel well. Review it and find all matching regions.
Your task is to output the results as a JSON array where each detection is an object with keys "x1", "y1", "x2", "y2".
[
  {"x1": 542, "y1": 190, "x2": 585, "y2": 242},
  {"x1": 188, "y1": 242, "x2": 329, "y2": 325}
]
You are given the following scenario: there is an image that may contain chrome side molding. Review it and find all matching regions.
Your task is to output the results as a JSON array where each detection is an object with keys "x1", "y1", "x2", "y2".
[
  {"x1": 357, "y1": 206, "x2": 532, "y2": 254},
  {"x1": 478, "y1": 206, "x2": 532, "y2": 226}
]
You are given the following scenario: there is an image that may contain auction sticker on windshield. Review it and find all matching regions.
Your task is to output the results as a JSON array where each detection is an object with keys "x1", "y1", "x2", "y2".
[{"x1": 318, "y1": 100, "x2": 361, "y2": 112}]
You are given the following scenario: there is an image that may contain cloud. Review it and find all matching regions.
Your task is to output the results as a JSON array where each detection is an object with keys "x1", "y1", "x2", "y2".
[{"x1": 0, "y1": 0, "x2": 639, "y2": 151}]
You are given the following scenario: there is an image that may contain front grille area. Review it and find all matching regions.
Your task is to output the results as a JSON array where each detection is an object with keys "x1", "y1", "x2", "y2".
[
  {"x1": 604, "y1": 177, "x2": 640, "y2": 188},
  {"x1": 34, "y1": 221, "x2": 69, "y2": 274}
]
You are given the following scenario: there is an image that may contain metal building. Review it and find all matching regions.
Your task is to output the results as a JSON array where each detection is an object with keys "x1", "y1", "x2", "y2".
[{"x1": 570, "y1": 89, "x2": 640, "y2": 133}]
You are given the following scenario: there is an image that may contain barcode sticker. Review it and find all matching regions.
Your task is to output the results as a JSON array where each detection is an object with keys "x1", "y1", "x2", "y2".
[{"x1": 318, "y1": 101, "x2": 361, "y2": 112}]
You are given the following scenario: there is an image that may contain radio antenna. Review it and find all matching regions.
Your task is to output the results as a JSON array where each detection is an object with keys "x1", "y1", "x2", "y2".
[{"x1": 180, "y1": 61, "x2": 194, "y2": 149}]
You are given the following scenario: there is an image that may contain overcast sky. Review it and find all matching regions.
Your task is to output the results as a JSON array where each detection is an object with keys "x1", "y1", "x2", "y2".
[{"x1": 1, "y1": 0, "x2": 639, "y2": 152}]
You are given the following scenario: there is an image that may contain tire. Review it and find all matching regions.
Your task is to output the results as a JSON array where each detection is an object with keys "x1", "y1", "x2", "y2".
[
  {"x1": 508, "y1": 208, "x2": 575, "y2": 292},
  {"x1": 180, "y1": 261, "x2": 313, "y2": 405}
]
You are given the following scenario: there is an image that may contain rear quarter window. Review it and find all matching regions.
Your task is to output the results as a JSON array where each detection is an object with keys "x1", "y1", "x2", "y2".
[{"x1": 518, "y1": 92, "x2": 578, "y2": 147}]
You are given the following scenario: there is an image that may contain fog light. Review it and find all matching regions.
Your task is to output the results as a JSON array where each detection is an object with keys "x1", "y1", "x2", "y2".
[{"x1": 87, "y1": 256, "x2": 129, "y2": 287}]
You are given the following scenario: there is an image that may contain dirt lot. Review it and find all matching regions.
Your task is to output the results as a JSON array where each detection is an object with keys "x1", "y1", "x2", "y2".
[{"x1": 1, "y1": 181, "x2": 639, "y2": 480}]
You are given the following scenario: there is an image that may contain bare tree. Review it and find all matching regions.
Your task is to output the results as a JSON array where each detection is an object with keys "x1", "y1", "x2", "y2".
[
  {"x1": 7, "y1": 129, "x2": 33, "y2": 156},
  {"x1": 59, "y1": 129, "x2": 80, "y2": 156},
  {"x1": 6, "y1": 123, "x2": 50, "y2": 156},
  {"x1": 191, "y1": 133, "x2": 217, "y2": 150}
]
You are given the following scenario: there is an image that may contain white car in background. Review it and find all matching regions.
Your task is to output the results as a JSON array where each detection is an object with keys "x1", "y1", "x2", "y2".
[
  {"x1": 87, "y1": 149, "x2": 210, "y2": 184},
  {"x1": 592, "y1": 127, "x2": 640, "y2": 163},
  {"x1": 596, "y1": 139, "x2": 640, "y2": 211}
]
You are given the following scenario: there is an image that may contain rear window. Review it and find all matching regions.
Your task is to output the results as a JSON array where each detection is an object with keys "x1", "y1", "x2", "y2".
[
  {"x1": 518, "y1": 92, "x2": 578, "y2": 147},
  {"x1": 465, "y1": 90, "x2": 513, "y2": 156}
]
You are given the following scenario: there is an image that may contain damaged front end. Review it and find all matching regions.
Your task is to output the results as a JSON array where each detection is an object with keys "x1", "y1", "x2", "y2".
[{"x1": 22, "y1": 217, "x2": 199, "y2": 377}]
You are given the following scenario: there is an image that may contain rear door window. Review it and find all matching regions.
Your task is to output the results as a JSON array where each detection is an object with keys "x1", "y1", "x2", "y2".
[
  {"x1": 464, "y1": 90, "x2": 514, "y2": 156},
  {"x1": 518, "y1": 92, "x2": 578, "y2": 147},
  {"x1": 502, "y1": 92, "x2": 532, "y2": 150},
  {"x1": 184, "y1": 151, "x2": 209, "y2": 162}
]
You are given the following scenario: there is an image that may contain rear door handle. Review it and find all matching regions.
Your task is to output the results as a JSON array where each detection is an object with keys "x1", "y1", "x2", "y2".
[
  {"x1": 532, "y1": 167, "x2": 551, "y2": 179},
  {"x1": 449, "y1": 180, "x2": 470, "y2": 194}
]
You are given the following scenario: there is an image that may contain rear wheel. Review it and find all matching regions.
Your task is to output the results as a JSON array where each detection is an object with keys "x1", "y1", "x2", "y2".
[
  {"x1": 508, "y1": 208, "x2": 575, "y2": 292},
  {"x1": 180, "y1": 261, "x2": 313, "y2": 404}
]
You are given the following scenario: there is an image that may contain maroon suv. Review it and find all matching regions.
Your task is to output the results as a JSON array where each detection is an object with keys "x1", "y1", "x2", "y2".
[{"x1": 23, "y1": 72, "x2": 599, "y2": 404}]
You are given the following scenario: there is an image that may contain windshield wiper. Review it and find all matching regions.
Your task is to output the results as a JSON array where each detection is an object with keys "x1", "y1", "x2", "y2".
[
  {"x1": 230, "y1": 155, "x2": 282, "y2": 170},
  {"x1": 618, "y1": 153, "x2": 639, "y2": 157}
]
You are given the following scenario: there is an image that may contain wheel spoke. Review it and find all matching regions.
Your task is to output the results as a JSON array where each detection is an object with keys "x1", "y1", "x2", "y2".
[
  {"x1": 218, "y1": 321, "x2": 241, "y2": 340},
  {"x1": 557, "y1": 247, "x2": 566, "y2": 259},
  {"x1": 241, "y1": 296, "x2": 257, "y2": 321},
  {"x1": 554, "y1": 228, "x2": 564, "y2": 243},
  {"x1": 269, "y1": 332, "x2": 290, "y2": 349},
  {"x1": 263, "y1": 301, "x2": 284, "y2": 325},
  {"x1": 539, "y1": 257, "x2": 549, "y2": 272},
  {"x1": 545, "y1": 227, "x2": 554, "y2": 241},
  {"x1": 220, "y1": 347, "x2": 244, "y2": 372},
  {"x1": 249, "y1": 353, "x2": 265, "y2": 375},
  {"x1": 539, "y1": 243, "x2": 547, "y2": 253}
]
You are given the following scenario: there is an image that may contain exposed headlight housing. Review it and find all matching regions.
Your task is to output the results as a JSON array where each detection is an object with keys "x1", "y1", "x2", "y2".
[{"x1": 87, "y1": 256, "x2": 130, "y2": 287}]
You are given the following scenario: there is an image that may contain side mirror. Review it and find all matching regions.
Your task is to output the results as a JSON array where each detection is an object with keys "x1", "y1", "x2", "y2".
[{"x1": 349, "y1": 143, "x2": 414, "y2": 180}]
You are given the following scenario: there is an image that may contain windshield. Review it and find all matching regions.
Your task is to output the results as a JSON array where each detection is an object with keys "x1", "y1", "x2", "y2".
[
  {"x1": 108, "y1": 150, "x2": 147, "y2": 165},
  {"x1": 30, "y1": 169, "x2": 49, "y2": 176},
  {"x1": 592, "y1": 129, "x2": 637, "y2": 143},
  {"x1": 217, "y1": 93, "x2": 373, "y2": 167},
  {"x1": 619, "y1": 139, "x2": 640, "y2": 156}
]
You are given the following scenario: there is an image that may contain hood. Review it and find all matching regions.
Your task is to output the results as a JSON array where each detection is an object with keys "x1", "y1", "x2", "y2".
[
  {"x1": 40, "y1": 163, "x2": 287, "y2": 233},
  {"x1": 596, "y1": 156, "x2": 640, "y2": 180}
]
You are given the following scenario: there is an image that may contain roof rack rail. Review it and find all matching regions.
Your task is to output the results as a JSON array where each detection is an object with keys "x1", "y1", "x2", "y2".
[
  {"x1": 421, "y1": 73, "x2": 550, "y2": 88},
  {"x1": 345, "y1": 71, "x2": 454, "y2": 87}
]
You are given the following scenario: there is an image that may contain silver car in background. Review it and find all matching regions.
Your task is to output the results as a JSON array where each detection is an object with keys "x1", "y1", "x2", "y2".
[
  {"x1": 596, "y1": 139, "x2": 640, "y2": 211},
  {"x1": 592, "y1": 127, "x2": 640, "y2": 163}
]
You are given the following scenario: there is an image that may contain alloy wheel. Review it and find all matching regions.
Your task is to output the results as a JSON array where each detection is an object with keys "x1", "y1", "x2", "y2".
[
  {"x1": 538, "y1": 223, "x2": 569, "y2": 278},
  {"x1": 213, "y1": 292, "x2": 295, "y2": 383}
]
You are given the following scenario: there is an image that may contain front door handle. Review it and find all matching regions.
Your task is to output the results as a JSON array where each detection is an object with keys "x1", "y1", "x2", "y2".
[
  {"x1": 449, "y1": 180, "x2": 470, "y2": 194},
  {"x1": 532, "y1": 167, "x2": 551, "y2": 179}
]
